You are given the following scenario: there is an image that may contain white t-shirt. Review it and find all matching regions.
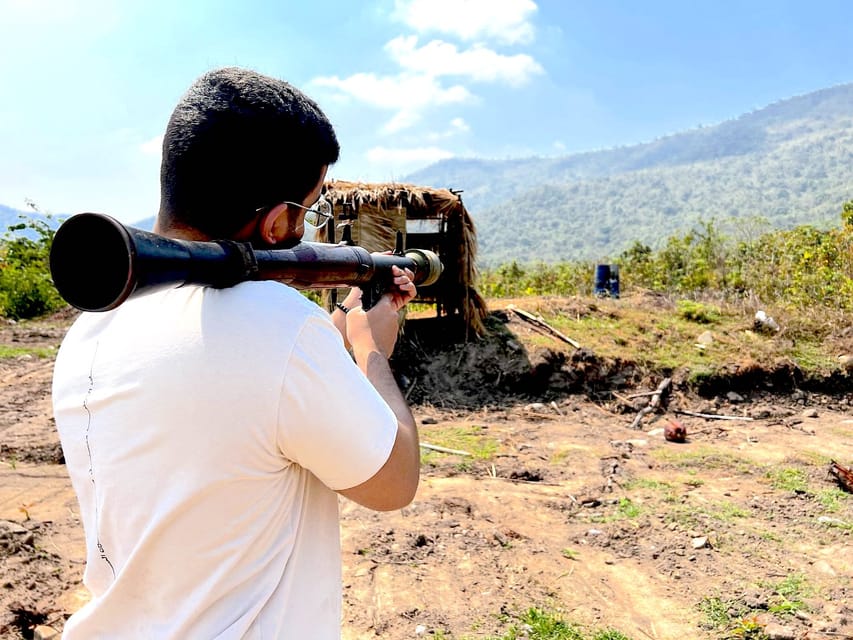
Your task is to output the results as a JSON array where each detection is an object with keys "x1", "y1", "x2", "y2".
[{"x1": 52, "y1": 281, "x2": 398, "y2": 639}]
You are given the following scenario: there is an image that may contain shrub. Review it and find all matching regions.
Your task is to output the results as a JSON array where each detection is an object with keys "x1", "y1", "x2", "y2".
[
  {"x1": 676, "y1": 300, "x2": 721, "y2": 324},
  {"x1": 479, "y1": 260, "x2": 593, "y2": 298},
  {"x1": 0, "y1": 214, "x2": 65, "y2": 320}
]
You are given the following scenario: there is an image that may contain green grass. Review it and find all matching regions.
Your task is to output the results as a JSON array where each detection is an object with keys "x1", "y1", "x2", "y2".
[
  {"x1": 420, "y1": 424, "x2": 500, "y2": 465},
  {"x1": 698, "y1": 596, "x2": 737, "y2": 629},
  {"x1": 817, "y1": 488, "x2": 850, "y2": 512},
  {"x1": 0, "y1": 344, "x2": 56, "y2": 359},
  {"x1": 650, "y1": 446, "x2": 756, "y2": 474},
  {"x1": 676, "y1": 299, "x2": 722, "y2": 323},
  {"x1": 763, "y1": 573, "x2": 812, "y2": 617},
  {"x1": 470, "y1": 608, "x2": 633, "y2": 640},
  {"x1": 665, "y1": 500, "x2": 749, "y2": 530},
  {"x1": 492, "y1": 291, "x2": 851, "y2": 382},
  {"x1": 616, "y1": 497, "x2": 641, "y2": 519},
  {"x1": 767, "y1": 467, "x2": 852, "y2": 515},
  {"x1": 589, "y1": 497, "x2": 642, "y2": 524},
  {"x1": 766, "y1": 467, "x2": 809, "y2": 494},
  {"x1": 526, "y1": 301, "x2": 755, "y2": 373},
  {"x1": 623, "y1": 478, "x2": 679, "y2": 503},
  {"x1": 758, "y1": 530, "x2": 782, "y2": 543},
  {"x1": 624, "y1": 478, "x2": 674, "y2": 491},
  {"x1": 788, "y1": 340, "x2": 838, "y2": 370},
  {"x1": 712, "y1": 501, "x2": 750, "y2": 521},
  {"x1": 698, "y1": 597, "x2": 767, "y2": 639}
]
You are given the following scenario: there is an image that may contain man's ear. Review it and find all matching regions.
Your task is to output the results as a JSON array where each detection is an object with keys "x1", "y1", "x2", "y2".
[{"x1": 257, "y1": 203, "x2": 290, "y2": 244}]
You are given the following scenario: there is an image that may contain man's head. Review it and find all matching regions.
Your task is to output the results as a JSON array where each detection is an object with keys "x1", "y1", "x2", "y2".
[{"x1": 158, "y1": 67, "x2": 340, "y2": 241}]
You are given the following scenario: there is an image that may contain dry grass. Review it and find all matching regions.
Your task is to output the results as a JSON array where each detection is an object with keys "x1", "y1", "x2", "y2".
[{"x1": 489, "y1": 292, "x2": 850, "y2": 381}]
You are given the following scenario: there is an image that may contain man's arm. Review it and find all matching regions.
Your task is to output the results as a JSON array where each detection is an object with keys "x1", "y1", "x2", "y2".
[
  {"x1": 338, "y1": 267, "x2": 419, "y2": 511},
  {"x1": 330, "y1": 288, "x2": 362, "y2": 351},
  {"x1": 337, "y1": 347, "x2": 419, "y2": 511}
]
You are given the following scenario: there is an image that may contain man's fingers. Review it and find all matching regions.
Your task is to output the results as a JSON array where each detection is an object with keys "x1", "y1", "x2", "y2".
[{"x1": 384, "y1": 265, "x2": 417, "y2": 310}]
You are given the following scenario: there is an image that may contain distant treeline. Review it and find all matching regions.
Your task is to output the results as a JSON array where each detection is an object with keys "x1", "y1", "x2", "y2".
[{"x1": 478, "y1": 201, "x2": 853, "y2": 313}]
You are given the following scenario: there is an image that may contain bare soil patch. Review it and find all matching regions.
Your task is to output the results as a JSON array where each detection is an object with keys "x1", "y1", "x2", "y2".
[{"x1": 1, "y1": 305, "x2": 852, "y2": 640}]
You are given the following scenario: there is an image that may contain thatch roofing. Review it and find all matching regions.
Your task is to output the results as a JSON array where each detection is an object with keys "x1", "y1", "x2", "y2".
[
  {"x1": 323, "y1": 180, "x2": 464, "y2": 215},
  {"x1": 321, "y1": 180, "x2": 488, "y2": 336}
]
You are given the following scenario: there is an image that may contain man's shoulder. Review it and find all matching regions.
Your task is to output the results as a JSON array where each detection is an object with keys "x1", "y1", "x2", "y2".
[
  {"x1": 226, "y1": 281, "x2": 325, "y2": 316},
  {"x1": 206, "y1": 282, "x2": 333, "y2": 339}
]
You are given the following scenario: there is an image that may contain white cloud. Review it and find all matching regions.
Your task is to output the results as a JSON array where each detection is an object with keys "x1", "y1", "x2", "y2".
[
  {"x1": 386, "y1": 35, "x2": 543, "y2": 86},
  {"x1": 312, "y1": 72, "x2": 472, "y2": 133},
  {"x1": 313, "y1": 1, "x2": 543, "y2": 136},
  {"x1": 364, "y1": 145, "x2": 455, "y2": 178},
  {"x1": 450, "y1": 118, "x2": 469, "y2": 133},
  {"x1": 140, "y1": 135, "x2": 163, "y2": 156},
  {"x1": 313, "y1": 72, "x2": 471, "y2": 110},
  {"x1": 424, "y1": 117, "x2": 471, "y2": 142},
  {"x1": 393, "y1": 0, "x2": 537, "y2": 45}
]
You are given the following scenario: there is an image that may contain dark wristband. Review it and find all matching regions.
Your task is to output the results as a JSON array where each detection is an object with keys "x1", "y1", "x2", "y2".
[{"x1": 335, "y1": 303, "x2": 350, "y2": 314}]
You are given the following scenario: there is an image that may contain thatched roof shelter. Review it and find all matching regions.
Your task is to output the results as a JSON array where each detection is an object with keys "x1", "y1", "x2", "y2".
[{"x1": 320, "y1": 180, "x2": 487, "y2": 336}]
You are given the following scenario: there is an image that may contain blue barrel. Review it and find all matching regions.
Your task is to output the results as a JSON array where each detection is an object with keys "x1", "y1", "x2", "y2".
[
  {"x1": 594, "y1": 264, "x2": 610, "y2": 297},
  {"x1": 608, "y1": 264, "x2": 620, "y2": 298}
]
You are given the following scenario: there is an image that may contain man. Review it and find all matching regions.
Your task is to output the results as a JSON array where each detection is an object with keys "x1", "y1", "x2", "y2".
[{"x1": 52, "y1": 67, "x2": 420, "y2": 639}]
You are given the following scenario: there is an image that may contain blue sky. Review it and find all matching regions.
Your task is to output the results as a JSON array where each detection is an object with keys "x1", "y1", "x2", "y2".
[{"x1": 1, "y1": 0, "x2": 852, "y2": 224}]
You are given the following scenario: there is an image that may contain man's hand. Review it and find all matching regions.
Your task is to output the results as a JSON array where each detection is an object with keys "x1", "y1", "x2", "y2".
[
  {"x1": 346, "y1": 267, "x2": 416, "y2": 359},
  {"x1": 387, "y1": 266, "x2": 417, "y2": 311}
]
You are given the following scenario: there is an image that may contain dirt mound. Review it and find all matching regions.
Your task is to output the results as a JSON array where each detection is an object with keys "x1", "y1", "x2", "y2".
[
  {"x1": 392, "y1": 313, "x2": 643, "y2": 408},
  {"x1": 393, "y1": 311, "x2": 851, "y2": 410}
]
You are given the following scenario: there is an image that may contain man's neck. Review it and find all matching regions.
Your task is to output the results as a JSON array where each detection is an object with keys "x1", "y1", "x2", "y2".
[{"x1": 153, "y1": 215, "x2": 211, "y2": 241}]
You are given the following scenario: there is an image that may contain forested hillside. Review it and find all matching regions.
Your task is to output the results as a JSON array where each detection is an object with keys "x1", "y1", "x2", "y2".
[{"x1": 407, "y1": 83, "x2": 853, "y2": 265}]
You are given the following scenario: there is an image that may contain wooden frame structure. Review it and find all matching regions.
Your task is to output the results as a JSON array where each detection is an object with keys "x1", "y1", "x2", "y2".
[{"x1": 320, "y1": 180, "x2": 488, "y2": 336}]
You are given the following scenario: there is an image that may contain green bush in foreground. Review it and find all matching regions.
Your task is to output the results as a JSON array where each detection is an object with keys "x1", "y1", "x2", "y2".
[{"x1": 0, "y1": 214, "x2": 65, "y2": 320}]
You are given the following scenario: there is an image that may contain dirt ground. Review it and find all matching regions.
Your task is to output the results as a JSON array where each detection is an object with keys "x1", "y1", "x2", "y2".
[{"x1": 1, "y1": 305, "x2": 852, "y2": 640}]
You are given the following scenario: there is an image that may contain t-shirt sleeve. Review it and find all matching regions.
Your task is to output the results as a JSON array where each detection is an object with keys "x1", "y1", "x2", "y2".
[{"x1": 276, "y1": 313, "x2": 399, "y2": 491}]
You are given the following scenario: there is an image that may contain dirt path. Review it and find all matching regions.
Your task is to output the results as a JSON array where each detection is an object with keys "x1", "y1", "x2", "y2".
[{"x1": 1, "y1": 315, "x2": 852, "y2": 639}]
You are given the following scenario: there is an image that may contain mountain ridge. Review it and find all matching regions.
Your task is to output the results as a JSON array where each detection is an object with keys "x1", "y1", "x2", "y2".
[{"x1": 405, "y1": 82, "x2": 853, "y2": 264}]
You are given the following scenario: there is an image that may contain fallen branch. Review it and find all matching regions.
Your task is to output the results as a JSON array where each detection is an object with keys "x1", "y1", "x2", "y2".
[
  {"x1": 611, "y1": 391, "x2": 633, "y2": 404},
  {"x1": 629, "y1": 377, "x2": 671, "y2": 430},
  {"x1": 420, "y1": 442, "x2": 472, "y2": 456},
  {"x1": 507, "y1": 304, "x2": 580, "y2": 348},
  {"x1": 674, "y1": 410, "x2": 754, "y2": 421},
  {"x1": 625, "y1": 390, "x2": 662, "y2": 399},
  {"x1": 629, "y1": 406, "x2": 654, "y2": 430}
]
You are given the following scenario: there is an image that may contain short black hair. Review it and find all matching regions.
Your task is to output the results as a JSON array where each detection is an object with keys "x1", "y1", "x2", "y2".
[{"x1": 159, "y1": 67, "x2": 340, "y2": 238}]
